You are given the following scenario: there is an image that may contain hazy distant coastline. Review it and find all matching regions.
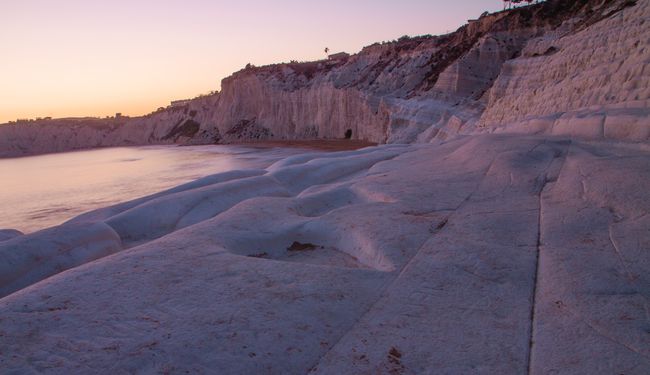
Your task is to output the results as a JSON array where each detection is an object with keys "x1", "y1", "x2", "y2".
[{"x1": 2, "y1": 0, "x2": 647, "y2": 159}]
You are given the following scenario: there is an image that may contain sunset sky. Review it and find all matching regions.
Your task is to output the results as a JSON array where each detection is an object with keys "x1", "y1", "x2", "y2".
[{"x1": 0, "y1": 0, "x2": 503, "y2": 123}]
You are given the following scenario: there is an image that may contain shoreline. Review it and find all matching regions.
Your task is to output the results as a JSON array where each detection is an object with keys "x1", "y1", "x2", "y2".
[
  {"x1": 0, "y1": 139, "x2": 378, "y2": 160},
  {"x1": 1, "y1": 134, "x2": 649, "y2": 373},
  {"x1": 224, "y1": 138, "x2": 378, "y2": 151}
]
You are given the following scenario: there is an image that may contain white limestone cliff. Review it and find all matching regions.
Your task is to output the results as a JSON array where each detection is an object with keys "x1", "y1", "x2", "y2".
[
  {"x1": 479, "y1": 0, "x2": 650, "y2": 140},
  {"x1": 1, "y1": 0, "x2": 648, "y2": 158},
  {"x1": 0, "y1": 94, "x2": 220, "y2": 157},
  {"x1": 1, "y1": 1, "x2": 649, "y2": 372}
]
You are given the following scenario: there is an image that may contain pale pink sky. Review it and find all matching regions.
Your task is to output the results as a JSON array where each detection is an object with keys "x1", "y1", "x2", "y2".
[{"x1": 0, "y1": 0, "x2": 503, "y2": 123}]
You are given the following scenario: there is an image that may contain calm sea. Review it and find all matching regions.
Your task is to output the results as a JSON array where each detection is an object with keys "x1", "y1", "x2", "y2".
[{"x1": 0, "y1": 145, "x2": 306, "y2": 233}]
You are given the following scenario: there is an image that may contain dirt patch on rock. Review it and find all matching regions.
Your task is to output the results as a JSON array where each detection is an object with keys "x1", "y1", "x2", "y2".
[{"x1": 287, "y1": 242, "x2": 320, "y2": 252}]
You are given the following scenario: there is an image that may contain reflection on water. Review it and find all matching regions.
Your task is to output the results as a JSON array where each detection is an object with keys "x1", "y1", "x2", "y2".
[{"x1": 0, "y1": 145, "x2": 306, "y2": 233}]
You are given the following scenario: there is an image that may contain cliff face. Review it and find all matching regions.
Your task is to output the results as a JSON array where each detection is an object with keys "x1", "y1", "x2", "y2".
[
  {"x1": 207, "y1": 0, "x2": 649, "y2": 144},
  {"x1": 213, "y1": 76, "x2": 390, "y2": 142},
  {"x1": 1, "y1": 0, "x2": 648, "y2": 157},
  {"x1": 0, "y1": 94, "x2": 221, "y2": 157},
  {"x1": 478, "y1": 0, "x2": 650, "y2": 140}
]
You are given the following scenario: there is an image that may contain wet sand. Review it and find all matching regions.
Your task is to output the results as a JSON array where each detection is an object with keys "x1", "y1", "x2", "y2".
[{"x1": 229, "y1": 139, "x2": 378, "y2": 151}]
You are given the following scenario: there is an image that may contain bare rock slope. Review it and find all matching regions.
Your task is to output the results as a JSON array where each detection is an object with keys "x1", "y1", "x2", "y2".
[
  {"x1": 1, "y1": 0, "x2": 649, "y2": 373},
  {"x1": 1, "y1": 0, "x2": 648, "y2": 157},
  {"x1": 1, "y1": 135, "x2": 648, "y2": 373}
]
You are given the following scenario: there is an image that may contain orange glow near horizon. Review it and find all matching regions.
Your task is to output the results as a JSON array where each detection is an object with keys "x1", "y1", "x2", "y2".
[{"x1": 1, "y1": 0, "x2": 502, "y2": 123}]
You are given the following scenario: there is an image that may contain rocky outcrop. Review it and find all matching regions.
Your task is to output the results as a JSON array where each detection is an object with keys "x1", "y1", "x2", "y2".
[
  {"x1": 204, "y1": 0, "x2": 649, "y2": 144},
  {"x1": 1, "y1": 134, "x2": 648, "y2": 373},
  {"x1": 0, "y1": 94, "x2": 221, "y2": 157},
  {"x1": 213, "y1": 77, "x2": 390, "y2": 142},
  {"x1": 479, "y1": 0, "x2": 650, "y2": 140},
  {"x1": 0, "y1": 0, "x2": 647, "y2": 157}
]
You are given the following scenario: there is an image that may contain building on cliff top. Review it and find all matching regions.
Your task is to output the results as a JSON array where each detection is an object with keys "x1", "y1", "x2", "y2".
[
  {"x1": 503, "y1": 0, "x2": 538, "y2": 9},
  {"x1": 170, "y1": 99, "x2": 191, "y2": 108},
  {"x1": 328, "y1": 52, "x2": 350, "y2": 61}
]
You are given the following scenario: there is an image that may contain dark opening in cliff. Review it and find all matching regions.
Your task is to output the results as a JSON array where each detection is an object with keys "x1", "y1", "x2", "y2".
[{"x1": 345, "y1": 129, "x2": 353, "y2": 139}]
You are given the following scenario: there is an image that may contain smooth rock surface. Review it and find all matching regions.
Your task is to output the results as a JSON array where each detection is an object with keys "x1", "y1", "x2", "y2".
[
  {"x1": 1, "y1": 134, "x2": 648, "y2": 374},
  {"x1": 0, "y1": 229, "x2": 23, "y2": 242}
]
